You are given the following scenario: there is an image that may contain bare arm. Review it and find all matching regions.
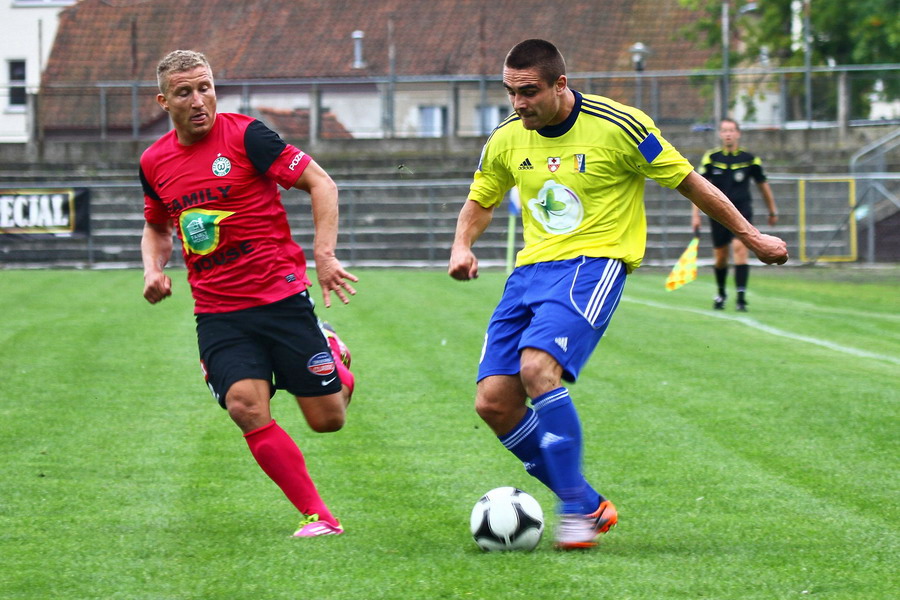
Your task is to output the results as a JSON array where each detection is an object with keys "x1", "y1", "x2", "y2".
[
  {"x1": 293, "y1": 159, "x2": 358, "y2": 307},
  {"x1": 448, "y1": 199, "x2": 495, "y2": 280},
  {"x1": 690, "y1": 203, "x2": 702, "y2": 232},
  {"x1": 677, "y1": 171, "x2": 788, "y2": 265},
  {"x1": 758, "y1": 181, "x2": 778, "y2": 227},
  {"x1": 141, "y1": 220, "x2": 174, "y2": 304}
]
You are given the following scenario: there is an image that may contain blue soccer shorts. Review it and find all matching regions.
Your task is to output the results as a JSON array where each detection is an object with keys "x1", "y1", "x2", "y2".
[{"x1": 477, "y1": 256, "x2": 626, "y2": 383}]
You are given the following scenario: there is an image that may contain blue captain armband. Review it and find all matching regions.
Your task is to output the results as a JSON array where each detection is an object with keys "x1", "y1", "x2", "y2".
[{"x1": 638, "y1": 133, "x2": 663, "y2": 164}]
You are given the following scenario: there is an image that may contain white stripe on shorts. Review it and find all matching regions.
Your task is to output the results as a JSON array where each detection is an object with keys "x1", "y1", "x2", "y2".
[{"x1": 572, "y1": 258, "x2": 624, "y2": 328}]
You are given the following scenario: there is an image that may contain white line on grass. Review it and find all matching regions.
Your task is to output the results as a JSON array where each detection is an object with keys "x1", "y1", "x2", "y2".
[
  {"x1": 747, "y1": 292, "x2": 900, "y2": 322},
  {"x1": 624, "y1": 297, "x2": 900, "y2": 366}
]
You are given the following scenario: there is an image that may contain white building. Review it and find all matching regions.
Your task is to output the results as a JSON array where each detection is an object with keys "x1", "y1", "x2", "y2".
[{"x1": 0, "y1": 0, "x2": 75, "y2": 143}]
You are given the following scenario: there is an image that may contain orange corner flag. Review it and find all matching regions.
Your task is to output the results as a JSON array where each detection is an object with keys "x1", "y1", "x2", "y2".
[{"x1": 665, "y1": 236, "x2": 699, "y2": 291}]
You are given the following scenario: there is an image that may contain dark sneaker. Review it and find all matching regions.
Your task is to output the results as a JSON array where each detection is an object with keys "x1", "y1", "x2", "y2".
[{"x1": 713, "y1": 295, "x2": 727, "y2": 310}]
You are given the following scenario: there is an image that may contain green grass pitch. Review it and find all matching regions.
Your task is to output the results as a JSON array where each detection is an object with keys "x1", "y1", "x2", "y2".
[{"x1": 0, "y1": 266, "x2": 897, "y2": 599}]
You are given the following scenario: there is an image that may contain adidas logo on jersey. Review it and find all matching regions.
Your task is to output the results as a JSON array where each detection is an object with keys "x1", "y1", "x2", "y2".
[
  {"x1": 518, "y1": 158, "x2": 534, "y2": 170},
  {"x1": 555, "y1": 336, "x2": 569, "y2": 352}
]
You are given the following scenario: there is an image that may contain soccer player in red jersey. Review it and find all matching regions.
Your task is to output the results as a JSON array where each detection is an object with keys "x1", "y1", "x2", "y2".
[{"x1": 140, "y1": 50, "x2": 357, "y2": 537}]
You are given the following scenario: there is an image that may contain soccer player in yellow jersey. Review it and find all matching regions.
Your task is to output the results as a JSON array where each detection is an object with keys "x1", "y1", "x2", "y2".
[{"x1": 449, "y1": 39, "x2": 788, "y2": 549}]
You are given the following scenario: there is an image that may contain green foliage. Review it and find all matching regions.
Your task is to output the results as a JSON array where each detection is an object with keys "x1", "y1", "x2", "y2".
[
  {"x1": 678, "y1": 0, "x2": 900, "y2": 113},
  {"x1": 0, "y1": 267, "x2": 898, "y2": 599},
  {"x1": 679, "y1": 0, "x2": 900, "y2": 68}
]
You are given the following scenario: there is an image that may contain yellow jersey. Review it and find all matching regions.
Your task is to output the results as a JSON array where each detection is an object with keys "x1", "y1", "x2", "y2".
[{"x1": 468, "y1": 91, "x2": 693, "y2": 272}]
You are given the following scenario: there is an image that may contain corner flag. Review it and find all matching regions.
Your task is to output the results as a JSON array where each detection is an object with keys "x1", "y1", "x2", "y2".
[{"x1": 665, "y1": 233, "x2": 699, "y2": 291}]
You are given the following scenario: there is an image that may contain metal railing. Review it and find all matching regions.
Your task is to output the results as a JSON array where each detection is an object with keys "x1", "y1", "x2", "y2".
[
  {"x1": 8, "y1": 63, "x2": 898, "y2": 143},
  {"x1": 2, "y1": 173, "x2": 898, "y2": 269}
]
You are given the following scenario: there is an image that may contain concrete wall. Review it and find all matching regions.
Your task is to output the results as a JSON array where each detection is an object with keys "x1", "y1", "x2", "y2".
[{"x1": 3, "y1": 124, "x2": 897, "y2": 173}]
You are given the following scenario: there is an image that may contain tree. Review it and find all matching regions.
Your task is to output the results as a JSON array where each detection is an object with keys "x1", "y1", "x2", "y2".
[{"x1": 678, "y1": 0, "x2": 900, "y2": 119}]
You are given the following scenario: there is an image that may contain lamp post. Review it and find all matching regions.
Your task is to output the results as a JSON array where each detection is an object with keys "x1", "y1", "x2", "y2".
[
  {"x1": 802, "y1": 0, "x2": 813, "y2": 127},
  {"x1": 722, "y1": 1, "x2": 762, "y2": 121},
  {"x1": 629, "y1": 42, "x2": 649, "y2": 108},
  {"x1": 721, "y1": 1, "x2": 730, "y2": 120}
]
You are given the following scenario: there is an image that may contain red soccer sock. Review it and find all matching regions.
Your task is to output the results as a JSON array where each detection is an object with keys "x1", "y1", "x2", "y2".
[
  {"x1": 243, "y1": 420, "x2": 337, "y2": 526},
  {"x1": 335, "y1": 361, "x2": 354, "y2": 395}
]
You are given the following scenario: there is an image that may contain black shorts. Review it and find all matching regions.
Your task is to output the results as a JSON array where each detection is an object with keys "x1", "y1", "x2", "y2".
[
  {"x1": 710, "y1": 202, "x2": 752, "y2": 248},
  {"x1": 195, "y1": 291, "x2": 342, "y2": 408}
]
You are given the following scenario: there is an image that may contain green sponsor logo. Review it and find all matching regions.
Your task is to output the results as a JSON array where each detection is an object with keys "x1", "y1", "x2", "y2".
[{"x1": 179, "y1": 209, "x2": 234, "y2": 255}]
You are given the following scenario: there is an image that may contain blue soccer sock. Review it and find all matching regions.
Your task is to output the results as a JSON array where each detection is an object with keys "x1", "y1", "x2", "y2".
[
  {"x1": 498, "y1": 408, "x2": 552, "y2": 489},
  {"x1": 532, "y1": 388, "x2": 602, "y2": 515}
]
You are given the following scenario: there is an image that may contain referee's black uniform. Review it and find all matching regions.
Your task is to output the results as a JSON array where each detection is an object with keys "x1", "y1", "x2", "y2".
[{"x1": 699, "y1": 148, "x2": 767, "y2": 248}]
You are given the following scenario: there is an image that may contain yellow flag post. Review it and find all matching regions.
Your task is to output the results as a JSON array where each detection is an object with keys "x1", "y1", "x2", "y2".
[{"x1": 665, "y1": 232, "x2": 700, "y2": 291}]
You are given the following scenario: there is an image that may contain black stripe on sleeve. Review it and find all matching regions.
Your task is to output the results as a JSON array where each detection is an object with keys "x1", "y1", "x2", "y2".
[
  {"x1": 580, "y1": 108, "x2": 642, "y2": 145},
  {"x1": 139, "y1": 166, "x2": 162, "y2": 202},
  {"x1": 244, "y1": 119, "x2": 288, "y2": 175},
  {"x1": 581, "y1": 98, "x2": 649, "y2": 136}
]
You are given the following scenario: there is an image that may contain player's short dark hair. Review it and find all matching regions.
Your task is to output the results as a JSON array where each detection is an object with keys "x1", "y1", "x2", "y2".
[
  {"x1": 504, "y1": 39, "x2": 567, "y2": 86},
  {"x1": 720, "y1": 118, "x2": 741, "y2": 131},
  {"x1": 156, "y1": 50, "x2": 212, "y2": 95}
]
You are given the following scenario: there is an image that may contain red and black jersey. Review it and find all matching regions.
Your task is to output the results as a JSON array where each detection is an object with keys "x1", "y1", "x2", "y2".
[{"x1": 140, "y1": 112, "x2": 313, "y2": 313}]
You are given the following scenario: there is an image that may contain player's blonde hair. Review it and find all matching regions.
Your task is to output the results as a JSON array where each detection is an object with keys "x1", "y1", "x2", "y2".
[{"x1": 156, "y1": 50, "x2": 213, "y2": 95}]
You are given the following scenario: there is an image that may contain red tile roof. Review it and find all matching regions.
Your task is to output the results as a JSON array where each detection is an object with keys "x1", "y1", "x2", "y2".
[
  {"x1": 39, "y1": 0, "x2": 710, "y2": 132},
  {"x1": 257, "y1": 108, "x2": 353, "y2": 140}
]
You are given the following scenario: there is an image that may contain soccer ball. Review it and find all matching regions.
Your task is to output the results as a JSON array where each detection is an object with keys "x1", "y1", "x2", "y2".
[{"x1": 470, "y1": 487, "x2": 544, "y2": 552}]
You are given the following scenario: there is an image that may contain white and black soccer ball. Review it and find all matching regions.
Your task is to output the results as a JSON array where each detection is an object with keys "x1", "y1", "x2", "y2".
[{"x1": 470, "y1": 487, "x2": 544, "y2": 552}]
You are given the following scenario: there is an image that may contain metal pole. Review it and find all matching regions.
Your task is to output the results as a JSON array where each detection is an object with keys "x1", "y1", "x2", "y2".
[
  {"x1": 837, "y1": 70, "x2": 849, "y2": 143},
  {"x1": 385, "y1": 18, "x2": 396, "y2": 138},
  {"x1": 478, "y1": 76, "x2": 488, "y2": 134},
  {"x1": 803, "y1": 0, "x2": 813, "y2": 127},
  {"x1": 866, "y1": 187, "x2": 875, "y2": 264},
  {"x1": 239, "y1": 83, "x2": 250, "y2": 113},
  {"x1": 99, "y1": 88, "x2": 107, "y2": 141},
  {"x1": 131, "y1": 83, "x2": 139, "y2": 139},
  {"x1": 427, "y1": 187, "x2": 435, "y2": 264},
  {"x1": 347, "y1": 188, "x2": 357, "y2": 265},
  {"x1": 636, "y1": 73, "x2": 642, "y2": 108},
  {"x1": 309, "y1": 83, "x2": 320, "y2": 146},
  {"x1": 721, "y1": 1, "x2": 730, "y2": 120}
]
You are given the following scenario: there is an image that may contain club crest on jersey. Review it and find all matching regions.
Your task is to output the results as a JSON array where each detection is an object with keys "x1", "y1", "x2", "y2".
[
  {"x1": 574, "y1": 154, "x2": 586, "y2": 172},
  {"x1": 212, "y1": 155, "x2": 232, "y2": 177},
  {"x1": 547, "y1": 157, "x2": 561, "y2": 173},
  {"x1": 179, "y1": 208, "x2": 234, "y2": 255},
  {"x1": 307, "y1": 352, "x2": 336, "y2": 376}
]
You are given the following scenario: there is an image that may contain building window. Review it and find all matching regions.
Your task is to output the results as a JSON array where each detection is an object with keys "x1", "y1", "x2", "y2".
[
  {"x1": 419, "y1": 105, "x2": 447, "y2": 138},
  {"x1": 476, "y1": 105, "x2": 509, "y2": 135},
  {"x1": 8, "y1": 60, "x2": 26, "y2": 108}
]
